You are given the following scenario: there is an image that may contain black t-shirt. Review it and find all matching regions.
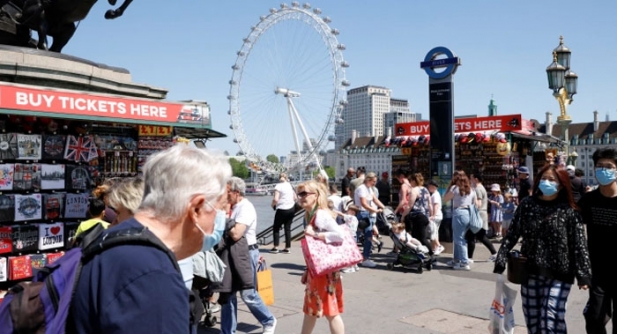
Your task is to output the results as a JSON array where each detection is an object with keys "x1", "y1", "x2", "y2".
[
  {"x1": 518, "y1": 178, "x2": 532, "y2": 202},
  {"x1": 578, "y1": 189, "x2": 617, "y2": 287},
  {"x1": 341, "y1": 176, "x2": 352, "y2": 197},
  {"x1": 569, "y1": 176, "x2": 585, "y2": 202},
  {"x1": 375, "y1": 180, "x2": 391, "y2": 205}
]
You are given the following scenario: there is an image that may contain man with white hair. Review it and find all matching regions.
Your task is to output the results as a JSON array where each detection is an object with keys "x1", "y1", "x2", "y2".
[
  {"x1": 220, "y1": 176, "x2": 277, "y2": 334},
  {"x1": 70, "y1": 144, "x2": 231, "y2": 333}
]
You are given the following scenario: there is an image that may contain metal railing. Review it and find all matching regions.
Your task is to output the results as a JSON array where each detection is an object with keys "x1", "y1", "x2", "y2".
[{"x1": 256, "y1": 209, "x2": 306, "y2": 245}]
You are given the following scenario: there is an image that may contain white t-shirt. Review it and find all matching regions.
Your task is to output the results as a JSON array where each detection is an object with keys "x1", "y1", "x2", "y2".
[
  {"x1": 354, "y1": 184, "x2": 376, "y2": 216},
  {"x1": 231, "y1": 197, "x2": 257, "y2": 246},
  {"x1": 312, "y1": 209, "x2": 344, "y2": 244},
  {"x1": 430, "y1": 191, "x2": 443, "y2": 220},
  {"x1": 274, "y1": 181, "x2": 295, "y2": 210}
]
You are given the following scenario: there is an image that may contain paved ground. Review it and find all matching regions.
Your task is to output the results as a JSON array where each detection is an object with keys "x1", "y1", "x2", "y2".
[{"x1": 198, "y1": 238, "x2": 607, "y2": 334}]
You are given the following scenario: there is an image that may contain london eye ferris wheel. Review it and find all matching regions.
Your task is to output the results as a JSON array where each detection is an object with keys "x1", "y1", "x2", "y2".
[{"x1": 228, "y1": 2, "x2": 349, "y2": 175}]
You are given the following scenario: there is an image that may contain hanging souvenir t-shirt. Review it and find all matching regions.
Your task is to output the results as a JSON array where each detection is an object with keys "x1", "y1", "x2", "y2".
[
  {"x1": 0, "y1": 226, "x2": 12, "y2": 255},
  {"x1": 0, "y1": 164, "x2": 14, "y2": 190},
  {"x1": 43, "y1": 193, "x2": 65, "y2": 220},
  {"x1": 16, "y1": 134, "x2": 42, "y2": 160},
  {"x1": 65, "y1": 165, "x2": 92, "y2": 190},
  {"x1": 64, "y1": 193, "x2": 89, "y2": 218},
  {"x1": 13, "y1": 163, "x2": 41, "y2": 191},
  {"x1": 64, "y1": 221, "x2": 79, "y2": 247},
  {"x1": 9, "y1": 255, "x2": 32, "y2": 280},
  {"x1": 11, "y1": 224, "x2": 39, "y2": 253},
  {"x1": 40, "y1": 164, "x2": 66, "y2": 190},
  {"x1": 0, "y1": 257, "x2": 7, "y2": 282},
  {"x1": 38, "y1": 222, "x2": 64, "y2": 251},
  {"x1": 0, "y1": 133, "x2": 17, "y2": 160},
  {"x1": 43, "y1": 135, "x2": 66, "y2": 160},
  {"x1": 30, "y1": 253, "x2": 47, "y2": 276},
  {"x1": 64, "y1": 135, "x2": 96, "y2": 163},
  {"x1": 0, "y1": 194, "x2": 15, "y2": 223},
  {"x1": 14, "y1": 193, "x2": 42, "y2": 221}
]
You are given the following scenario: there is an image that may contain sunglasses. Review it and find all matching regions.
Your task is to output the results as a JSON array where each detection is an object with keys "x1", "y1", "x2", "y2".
[{"x1": 297, "y1": 191, "x2": 315, "y2": 198}]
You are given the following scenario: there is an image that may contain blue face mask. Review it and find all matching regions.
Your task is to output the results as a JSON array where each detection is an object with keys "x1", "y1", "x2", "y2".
[
  {"x1": 538, "y1": 180, "x2": 559, "y2": 196},
  {"x1": 595, "y1": 168, "x2": 617, "y2": 186},
  {"x1": 196, "y1": 209, "x2": 226, "y2": 251}
]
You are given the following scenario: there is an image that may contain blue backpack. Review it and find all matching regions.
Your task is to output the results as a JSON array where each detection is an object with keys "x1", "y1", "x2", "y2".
[{"x1": 0, "y1": 225, "x2": 179, "y2": 334}]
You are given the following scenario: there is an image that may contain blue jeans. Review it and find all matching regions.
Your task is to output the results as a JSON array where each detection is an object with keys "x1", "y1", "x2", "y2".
[
  {"x1": 221, "y1": 249, "x2": 275, "y2": 334},
  {"x1": 452, "y1": 208, "x2": 470, "y2": 264},
  {"x1": 356, "y1": 211, "x2": 375, "y2": 260}
]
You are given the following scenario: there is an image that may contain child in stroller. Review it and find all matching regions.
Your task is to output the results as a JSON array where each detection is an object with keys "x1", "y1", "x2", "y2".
[{"x1": 387, "y1": 223, "x2": 433, "y2": 273}]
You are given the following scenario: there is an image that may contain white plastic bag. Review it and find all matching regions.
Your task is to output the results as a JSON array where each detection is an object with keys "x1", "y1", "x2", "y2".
[{"x1": 489, "y1": 275, "x2": 517, "y2": 334}]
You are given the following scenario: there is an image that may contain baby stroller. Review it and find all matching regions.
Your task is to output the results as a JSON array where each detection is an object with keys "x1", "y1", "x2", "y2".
[
  {"x1": 376, "y1": 206, "x2": 395, "y2": 235},
  {"x1": 192, "y1": 250, "x2": 226, "y2": 327},
  {"x1": 192, "y1": 276, "x2": 218, "y2": 327},
  {"x1": 386, "y1": 229, "x2": 433, "y2": 273}
]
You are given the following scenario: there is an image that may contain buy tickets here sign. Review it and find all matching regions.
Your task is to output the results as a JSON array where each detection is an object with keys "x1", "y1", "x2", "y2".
[
  {"x1": 0, "y1": 84, "x2": 187, "y2": 124},
  {"x1": 395, "y1": 114, "x2": 525, "y2": 137}
]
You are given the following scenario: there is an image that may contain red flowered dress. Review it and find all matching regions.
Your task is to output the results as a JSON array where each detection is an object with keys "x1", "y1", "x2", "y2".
[{"x1": 303, "y1": 209, "x2": 344, "y2": 317}]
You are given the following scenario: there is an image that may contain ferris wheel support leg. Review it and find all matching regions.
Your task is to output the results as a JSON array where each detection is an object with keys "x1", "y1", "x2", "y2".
[
  {"x1": 288, "y1": 97, "x2": 323, "y2": 171},
  {"x1": 287, "y1": 98, "x2": 302, "y2": 158}
]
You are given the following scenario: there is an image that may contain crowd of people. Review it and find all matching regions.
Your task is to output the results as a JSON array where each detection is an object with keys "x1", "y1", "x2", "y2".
[{"x1": 19, "y1": 143, "x2": 611, "y2": 334}]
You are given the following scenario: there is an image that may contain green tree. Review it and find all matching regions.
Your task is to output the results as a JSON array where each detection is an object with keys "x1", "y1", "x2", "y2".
[
  {"x1": 229, "y1": 158, "x2": 249, "y2": 179},
  {"x1": 266, "y1": 154, "x2": 279, "y2": 163},
  {"x1": 324, "y1": 166, "x2": 335, "y2": 179}
]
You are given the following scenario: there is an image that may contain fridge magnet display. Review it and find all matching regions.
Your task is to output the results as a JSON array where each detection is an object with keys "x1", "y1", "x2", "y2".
[
  {"x1": 65, "y1": 164, "x2": 92, "y2": 190},
  {"x1": 65, "y1": 135, "x2": 96, "y2": 163},
  {"x1": 0, "y1": 164, "x2": 14, "y2": 190},
  {"x1": 38, "y1": 222, "x2": 64, "y2": 250},
  {"x1": 9, "y1": 255, "x2": 32, "y2": 280},
  {"x1": 30, "y1": 253, "x2": 47, "y2": 276},
  {"x1": 64, "y1": 193, "x2": 89, "y2": 218},
  {"x1": 16, "y1": 134, "x2": 42, "y2": 160},
  {"x1": 43, "y1": 135, "x2": 66, "y2": 160},
  {"x1": 0, "y1": 133, "x2": 17, "y2": 160},
  {"x1": 0, "y1": 226, "x2": 12, "y2": 255},
  {"x1": 43, "y1": 193, "x2": 65, "y2": 220},
  {"x1": 13, "y1": 163, "x2": 41, "y2": 191},
  {"x1": 11, "y1": 224, "x2": 39, "y2": 253},
  {"x1": 0, "y1": 257, "x2": 6, "y2": 282},
  {"x1": 0, "y1": 194, "x2": 15, "y2": 223},
  {"x1": 14, "y1": 193, "x2": 42, "y2": 221},
  {"x1": 40, "y1": 164, "x2": 66, "y2": 190}
]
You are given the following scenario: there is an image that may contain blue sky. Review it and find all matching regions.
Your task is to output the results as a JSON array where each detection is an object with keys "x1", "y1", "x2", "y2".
[{"x1": 64, "y1": 1, "x2": 617, "y2": 156}]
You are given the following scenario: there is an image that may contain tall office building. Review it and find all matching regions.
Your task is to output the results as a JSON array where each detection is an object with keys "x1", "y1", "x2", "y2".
[{"x1": 335, "y1": 85, "x2": 412, "y2": 148}]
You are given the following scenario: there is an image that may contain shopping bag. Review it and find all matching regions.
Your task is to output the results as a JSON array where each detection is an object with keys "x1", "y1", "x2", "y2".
[
  {"x1": 469, "y1": 205, "x2": 483, "y2": 234},
  {"x1": 301, "y1": 224, "x2": 363, "y2": 277},
  {"x1": 488, "y1": 275, "x2": 517, "y2": 334},
  {"x1": 256, "y1": 258, "x2": 274, "y2": 306}
]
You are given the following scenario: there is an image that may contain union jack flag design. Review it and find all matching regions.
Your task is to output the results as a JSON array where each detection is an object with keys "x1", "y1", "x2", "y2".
[{"x1": 64, "y1": 135, "x2": 96, "y2": 163}]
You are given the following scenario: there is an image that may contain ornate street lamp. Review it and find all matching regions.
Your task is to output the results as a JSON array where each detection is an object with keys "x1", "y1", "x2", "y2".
[
  {"x1": 568, "y1": 149, "x2": 578, "y2": 166},
  {"x1": 546, "y1": 36, "x2": 578, "y2": 156}
]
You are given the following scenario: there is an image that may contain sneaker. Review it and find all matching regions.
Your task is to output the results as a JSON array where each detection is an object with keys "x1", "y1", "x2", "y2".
[
  {"x1": 361, "y1": 259, "x2": 377, "y2": 268},
  {"x1": 446, "y1": 260, "x2": 458, "y2": 267},
  {"x1": 270, "y1": 248, "x2": 279, "y2": 254},
  {"x1": 263, "y1": 318, "x2": 277, "y2": 334},
  {"x1": 467, "y1": 259, "x2": 474, "y2": 264},
  {"x1": 419, "y1": 246, "x2": 430, "y2": 254},
  {"x1": 353, "y1": 265, "x2": 360, "y2": 271},
  {"x1": 488, "y1": 254, "x2": 497, "y2": 262},
  {"x1": 377, "y1": 241, "x2": 383, "y2": 253},
  {"x1": 434, "y1": 245, "x2": 445, "y2": 255},
  {"x1": 208, "y1": 302, "x2": 221, "y2": 313},
  {"x1": 281, "y1": 249, "x2": 291, "y2": 254},
  {"x1": 341, "y1": 267, "x2": 354, "y2": 273},
  {"x1": 453, "y1": 263, "x2": 471, "y2": 271}
]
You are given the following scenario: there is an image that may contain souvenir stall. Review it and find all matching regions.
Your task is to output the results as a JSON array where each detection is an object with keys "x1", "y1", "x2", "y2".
[
  {"x1": 391, "y1": 114, "x2": 560, "y2": 193},
  {"x1": 0, "y1": 82, "x2": 224, "y2": 289}
]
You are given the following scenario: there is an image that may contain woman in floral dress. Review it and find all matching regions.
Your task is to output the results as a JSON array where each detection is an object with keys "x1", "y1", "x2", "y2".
[{"x1": 298, "y1": 180, "x2": 345, "y2": 334}]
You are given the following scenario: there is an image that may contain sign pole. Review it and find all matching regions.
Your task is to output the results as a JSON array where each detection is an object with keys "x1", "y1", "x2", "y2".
[{"x1": 420, "y1": 47, "x2": 460, "y2": 193}]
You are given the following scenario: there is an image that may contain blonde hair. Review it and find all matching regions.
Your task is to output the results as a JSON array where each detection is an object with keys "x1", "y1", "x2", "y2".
[
  {"x1": 297, "y1": 180, "x2": 335, "y2": 219},
  {"x1": 279, "y1": 173, "x2": 288, "y2": 182},
  {"x1": 108, "y1": 177, "x2": 145, "y2": 214}
]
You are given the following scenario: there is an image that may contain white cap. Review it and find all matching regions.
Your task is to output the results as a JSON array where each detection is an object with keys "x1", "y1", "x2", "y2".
[{"x1": 566, "y1": 165, "x2": 575, "y2": 171}]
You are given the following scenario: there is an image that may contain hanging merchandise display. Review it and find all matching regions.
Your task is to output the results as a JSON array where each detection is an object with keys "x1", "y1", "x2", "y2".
[{"x1": 0, "y1": 81, "x2": 226, "y2": 290}]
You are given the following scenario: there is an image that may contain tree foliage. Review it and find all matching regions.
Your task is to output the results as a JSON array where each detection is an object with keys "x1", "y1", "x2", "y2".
[
  {"x1": 266, "y1": 154, "x2": 279, "y2": 163},
  {"x1": 229, "y1": 158, "x2": 249, "y2": 179}
]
